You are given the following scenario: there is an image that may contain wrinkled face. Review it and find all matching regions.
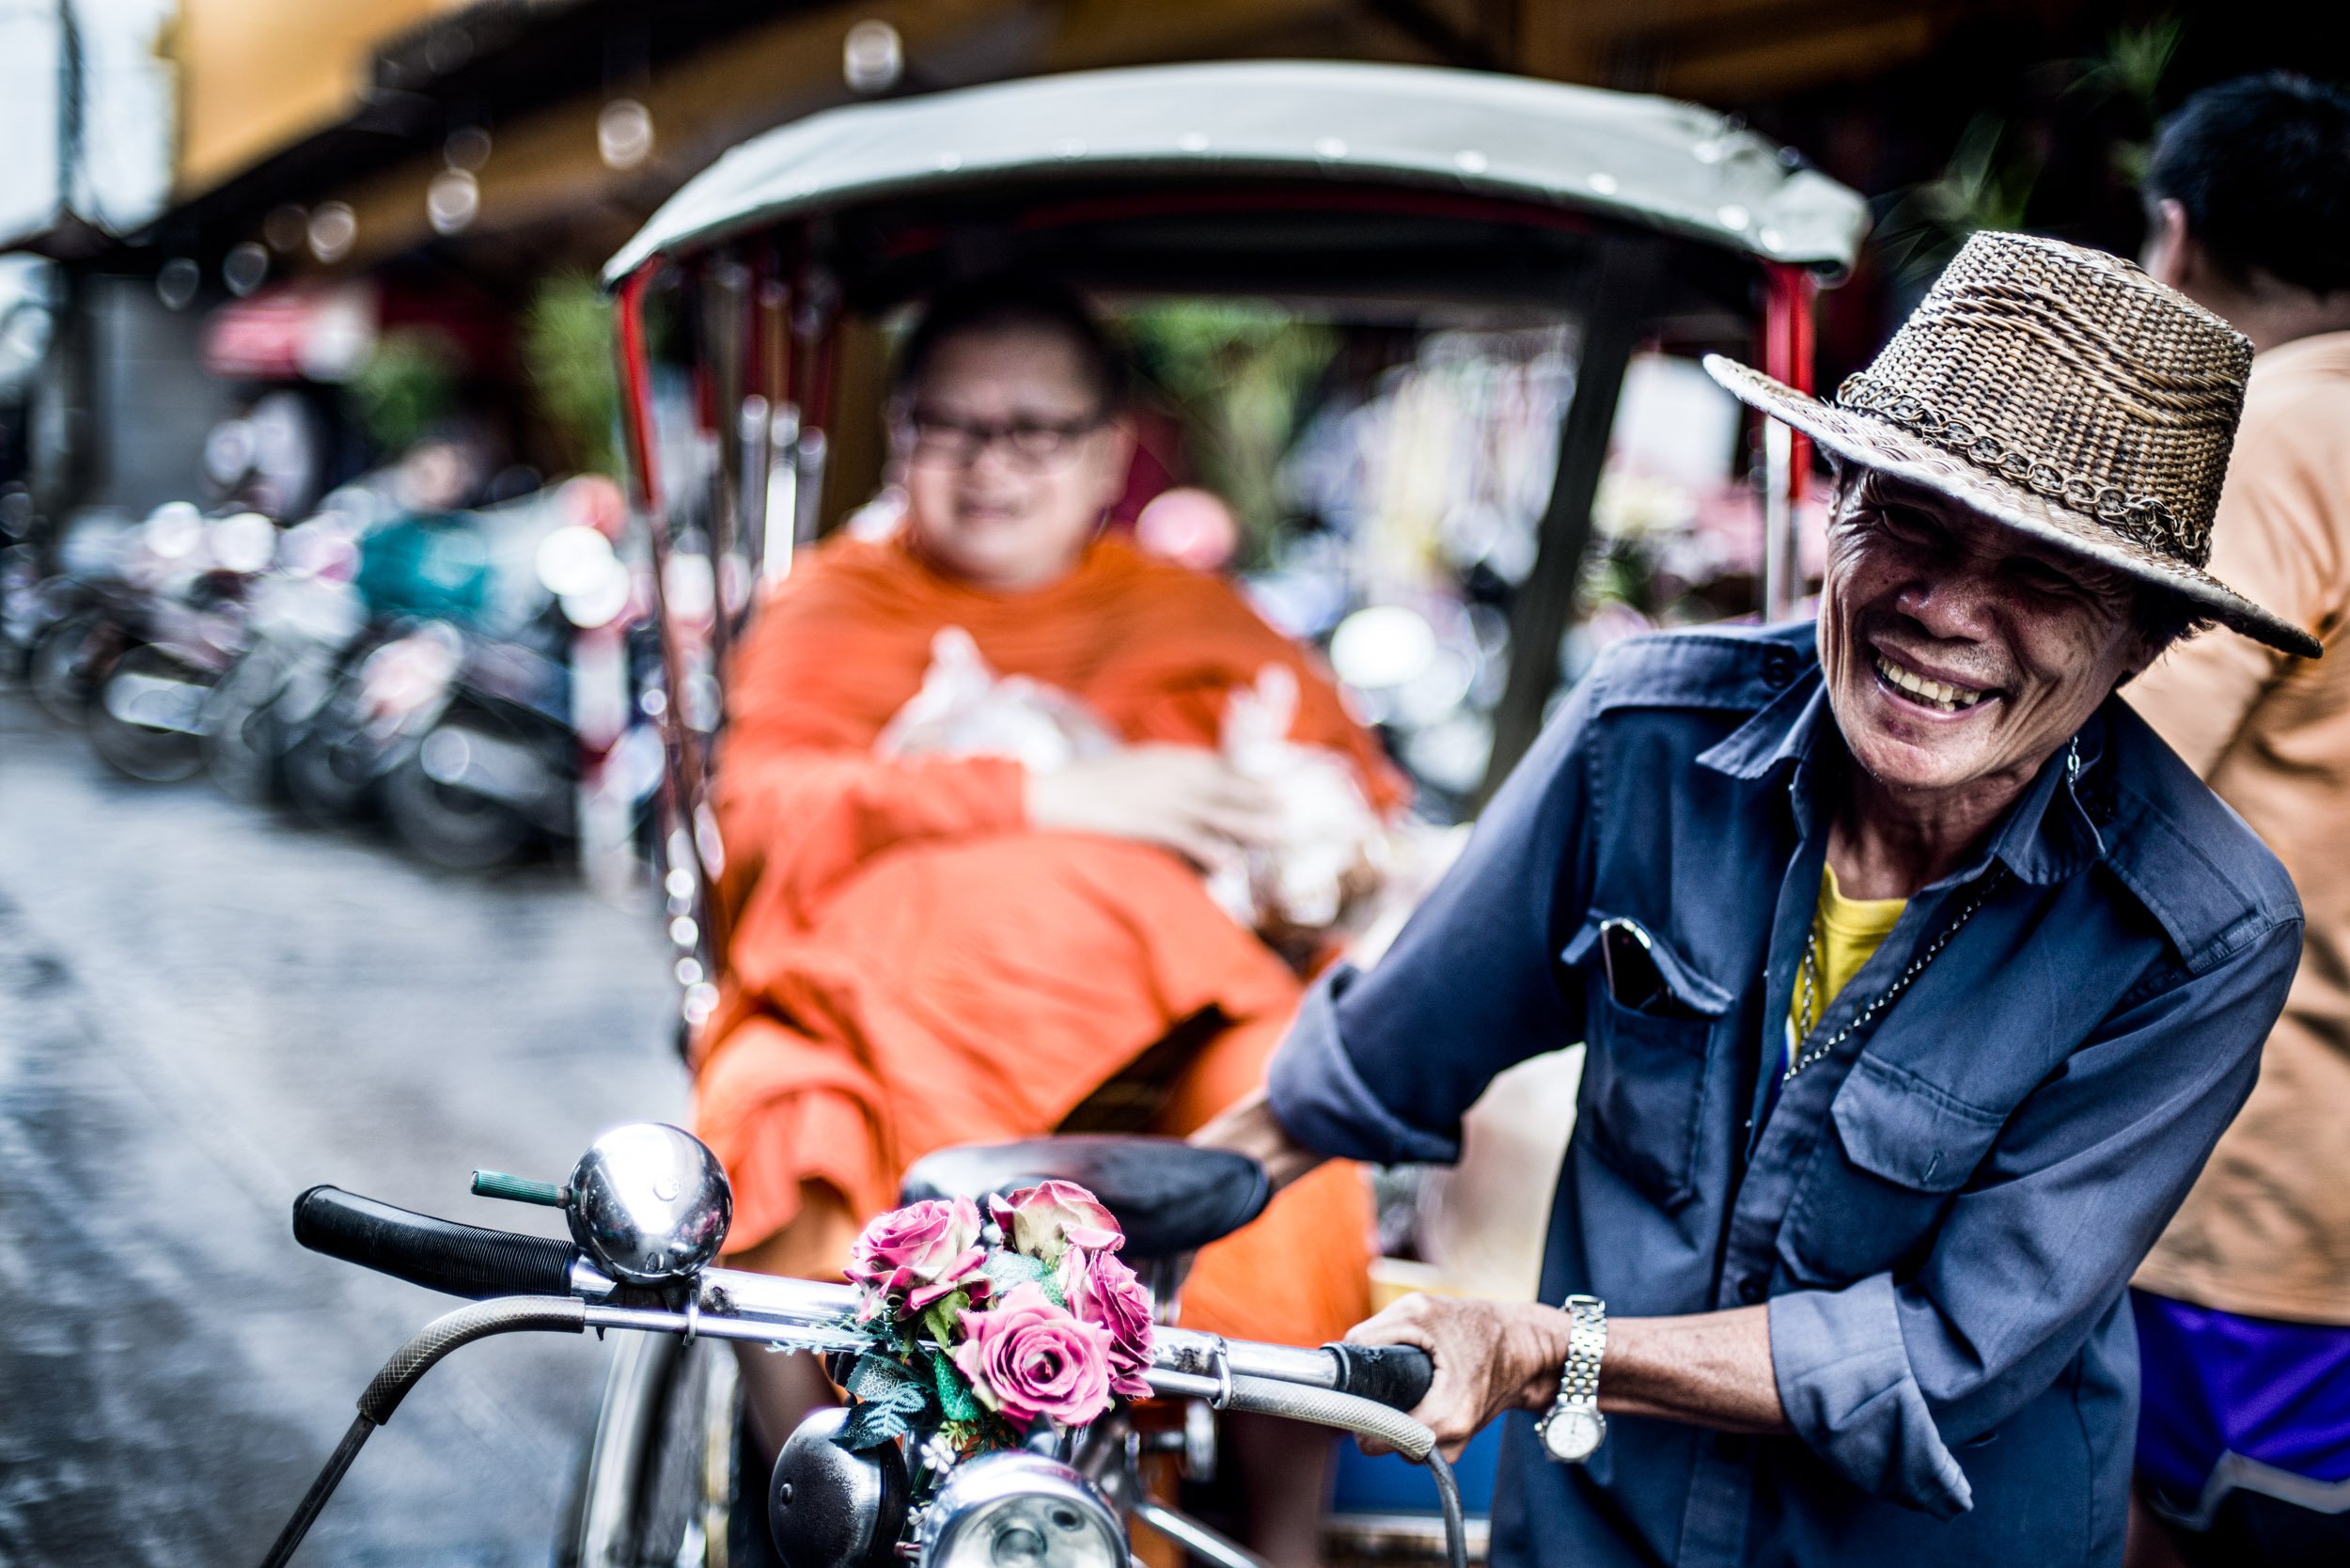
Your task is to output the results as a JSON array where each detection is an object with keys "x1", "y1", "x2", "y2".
[
  {"x1": 1819, "y1": 470, "x2": 2154, "y2": 797},
  {"x1": 897, "y1": 326, "x2": 1131, "y2": 592}
]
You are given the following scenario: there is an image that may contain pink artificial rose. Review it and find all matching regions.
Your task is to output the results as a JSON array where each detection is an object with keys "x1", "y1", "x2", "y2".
[
  {"x1": 1068, "y1": 1251, "x2": 1154, "y2": 1400},
  {"x1": 990, "y1": 1180, "x2": 1124, "y2": 1262},
  {"x1": 953, "y1": 1281, "x2": 1116, "y2": 1429},
  {"x1": 846, "y1": 1196, "x2": 988, "y2": 1311}
]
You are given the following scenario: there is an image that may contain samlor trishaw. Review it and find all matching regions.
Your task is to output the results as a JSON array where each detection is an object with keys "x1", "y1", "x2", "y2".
[{"x1": 258, "y1": 58, "x2": 1864, "y2": 1568}]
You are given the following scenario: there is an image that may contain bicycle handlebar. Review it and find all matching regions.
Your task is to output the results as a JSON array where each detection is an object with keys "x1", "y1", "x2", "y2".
[
  {"x1": 274, "y1": 1184, "x2": 1449, "y2": 1568},
  {"x1": 293, "y1": 1185, "x2": 580, "y2": 1300},
  {"x1": 1323, "y1": 1341, "x2": 1435, "y2": 1413},
  {"x1": 291, "y1": 1185, "x2": 1434, "y2": 1413}
]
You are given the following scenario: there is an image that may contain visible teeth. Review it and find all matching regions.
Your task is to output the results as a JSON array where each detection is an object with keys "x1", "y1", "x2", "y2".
[{"x1": 1874, "y1": 653, "x2": 1988, "y2": 712}]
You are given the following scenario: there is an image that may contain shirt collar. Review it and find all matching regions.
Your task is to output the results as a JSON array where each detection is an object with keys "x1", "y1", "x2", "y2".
[
  {"x1": 1697, "y1": 668, "x2": 1826, "y2": 780},
  {"x1": 1697, "y1": 666, "x2": 2108, "y2": 887}
]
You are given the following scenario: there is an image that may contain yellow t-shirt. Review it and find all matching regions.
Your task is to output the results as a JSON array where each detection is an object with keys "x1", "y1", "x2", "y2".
[{"x1": 1789, "y1": 862, "x2": 1906, "y2": 1043}]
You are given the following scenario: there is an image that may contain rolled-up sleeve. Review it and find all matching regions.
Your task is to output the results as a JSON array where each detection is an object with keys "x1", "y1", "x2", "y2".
[
  {"x1": 1268, "y1": 968, "x2": 1466, "y2": 1165},
  {"x1": 1266, "y1": 674, "x2": 1600, "y2": 1164},
  {"x1": 1769, "y1": 915, "x2": 2300, "y2": 1515}
]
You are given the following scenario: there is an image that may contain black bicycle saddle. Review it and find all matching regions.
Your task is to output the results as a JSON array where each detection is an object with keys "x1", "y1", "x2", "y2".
[{"x1": 898, "y1": 1136, "x2": 1270, "y2": 1260}]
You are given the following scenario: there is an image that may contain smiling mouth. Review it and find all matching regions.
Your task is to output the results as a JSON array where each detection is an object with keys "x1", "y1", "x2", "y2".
[{"x1": 1872, "y1": 651, "x2": 1997, "y2": 714}]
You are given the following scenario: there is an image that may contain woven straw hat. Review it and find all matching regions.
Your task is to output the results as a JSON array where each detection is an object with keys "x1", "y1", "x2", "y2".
[{"x1": 1705, "y1": 230, "x2": 2320, "y2": 658}]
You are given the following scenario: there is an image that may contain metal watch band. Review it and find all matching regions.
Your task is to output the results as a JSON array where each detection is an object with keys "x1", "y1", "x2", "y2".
[
  {"x1": 1535, "y1": 1293, "x2": 1608, "y2": 1464},
  {"x1": 1559, "y1": 1294, "x2": 1606, "y2": 1411}
]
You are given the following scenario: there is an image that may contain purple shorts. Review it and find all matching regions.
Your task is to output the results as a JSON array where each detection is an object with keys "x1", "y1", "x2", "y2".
[{"x1": 2132, "y1": 1288, "x2": 2350, "y2": 1529}]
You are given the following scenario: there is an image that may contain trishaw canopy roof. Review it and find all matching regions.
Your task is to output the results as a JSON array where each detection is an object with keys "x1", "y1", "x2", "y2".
[{"x1": 603, "y1": 59, "x2": 1869, "y2": 284}]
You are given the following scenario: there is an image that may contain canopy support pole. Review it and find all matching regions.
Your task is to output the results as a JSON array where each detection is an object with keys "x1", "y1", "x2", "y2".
[
  {"x1": 617, "y1": 266, "x2": 728, "y2": 1029},
  {"x1": 1761, "y1": 263, "x2": 1817, "y2": 623},
  {"x1": 1478, "y1": 238, "x2": 1655, "y2": 807}
]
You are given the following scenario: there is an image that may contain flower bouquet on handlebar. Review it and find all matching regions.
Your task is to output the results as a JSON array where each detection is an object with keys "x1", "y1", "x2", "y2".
[
  {"x1": 836, "y1": 1184, "x2": 1151, "y2": 1459},
  {"x1": 261, "y1": 1124, "x2": 1458, "y2": 1568}
]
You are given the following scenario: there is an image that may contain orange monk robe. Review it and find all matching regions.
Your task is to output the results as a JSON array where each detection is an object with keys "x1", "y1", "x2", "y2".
[{"x1": 694, "y1": 532, "x2": 1407, "y2": 1348}]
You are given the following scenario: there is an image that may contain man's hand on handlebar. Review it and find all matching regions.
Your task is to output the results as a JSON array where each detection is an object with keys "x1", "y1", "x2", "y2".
[
  {"x1": 1342, "y1": 1294, "x2": 1567, "y2": 1461},
  {"x1": 1025, "y1": 744, "x2": 1282, "y2": 869}
]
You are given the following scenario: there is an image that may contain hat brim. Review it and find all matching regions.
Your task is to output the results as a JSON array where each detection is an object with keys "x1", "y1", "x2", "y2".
[{"x1": 1702, "y1": 354, "x2": 2322, "y2": 660}]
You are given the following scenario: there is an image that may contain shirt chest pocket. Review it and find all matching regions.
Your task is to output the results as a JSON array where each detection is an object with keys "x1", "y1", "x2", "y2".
[
  {"x1": 1779, "y1": 1052, "x2": 2009, "y2": 1284},
  {"x1": 1563, "y1": 917, "x2": 1731, "y2": 1212}
]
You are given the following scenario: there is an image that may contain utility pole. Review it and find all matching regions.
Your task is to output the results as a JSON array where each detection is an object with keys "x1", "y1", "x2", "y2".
[
  {"x1": 30, "y1": 0, "x2": 92, "y2": 517},
  {"x1": 56, "y1": 0, "x2": 84, "y2": 226}
]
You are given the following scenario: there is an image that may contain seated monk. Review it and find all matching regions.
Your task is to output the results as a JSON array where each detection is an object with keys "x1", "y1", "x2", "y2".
[{"x1": 693, "y1": 275, "x2": 1406, "y2": 1562}]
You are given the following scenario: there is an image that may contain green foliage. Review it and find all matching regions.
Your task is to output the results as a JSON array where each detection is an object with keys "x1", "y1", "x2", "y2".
[
  {"x1": 1124, "y1": 301, "x2": 1338, "y2": 563},
  {"x1": 1875, "y1": 13, "x2": 2182, "y2": 285},
  {"x1": 2071, "y1": 14, "x2": 2185, "y2": 190},
  {"x1": 523, "y1": 272, "x2": 621, "y2": 476},
  {"x1": 350, "y1": 328, "x2": 462, "y2": 453},
  {"x1": 2075, "y1": 14, "x2": 2185, "y2": 118},
  {"x1": 1877, "y1": 116, "x2": 2041, "y2": 283}
]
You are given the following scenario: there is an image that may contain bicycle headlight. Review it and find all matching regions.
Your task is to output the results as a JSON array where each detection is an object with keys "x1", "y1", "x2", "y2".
[{"x1": 918, "y1": 1454, "x2": 1123, "y2": 1568}]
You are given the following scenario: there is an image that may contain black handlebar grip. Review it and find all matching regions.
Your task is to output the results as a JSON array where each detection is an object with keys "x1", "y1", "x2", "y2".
[
  {"x1": 1324, "y1": 1341, "x2": 1435, "y2": 1412},
  {"x1": 293, "y1": 1185, "x2": 579, "y2": 1301}
]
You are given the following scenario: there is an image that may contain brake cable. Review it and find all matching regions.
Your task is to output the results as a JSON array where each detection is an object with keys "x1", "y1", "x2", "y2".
[{"x1": 258, "y1": 1297, "x2": 588, "y2": 1568}]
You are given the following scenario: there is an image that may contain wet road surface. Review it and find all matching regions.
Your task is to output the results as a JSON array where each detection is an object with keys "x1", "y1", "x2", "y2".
[{"x1": 0, "y1": 695, "x2": 685, "y2": 1565}]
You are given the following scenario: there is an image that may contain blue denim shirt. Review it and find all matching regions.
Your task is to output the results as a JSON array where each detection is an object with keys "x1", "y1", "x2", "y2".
[{"x1": 1270, "y1": 623, "x2": 2301, "y2": 1568}]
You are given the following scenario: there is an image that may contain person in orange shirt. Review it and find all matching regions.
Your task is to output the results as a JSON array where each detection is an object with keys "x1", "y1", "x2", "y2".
[
  {"x1": 694, "y1": 275, "x2": 1402, "y2": 1565},
  {"x1": 2124, "y1": 74, "x2": 2350, "y2": 1568}
]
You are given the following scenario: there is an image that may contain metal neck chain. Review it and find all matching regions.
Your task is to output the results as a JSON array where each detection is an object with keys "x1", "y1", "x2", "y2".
[
  {"x1": 1792, "y1": 931, "x2": 1825, "y2": 1040},
  {"x1": 1782, "y1": 868, "x2": 2006, "y2": 1084}
]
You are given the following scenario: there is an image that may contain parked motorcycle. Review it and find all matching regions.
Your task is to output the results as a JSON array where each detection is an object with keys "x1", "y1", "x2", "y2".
[
  {"x1": 9, "y1": 510, "x2": 133, "y2": 716},
  {"x1": 276, "y1": 617, "x2": 454, "y2": 827},
  {"x1": 273, "y1": 606, "x2": 580, "y2": 868},
  {"x1": 85, "y1": 512, "x2": 277, "y2": 782},
  {"x1": 23, "y1": 573, "x2": 131, "y2": 726},
  {"x1": 200, "y1": 513, "x2": 370, "y2": 805},
  {"x1": 378, "y1": 607, "x2": 577, "y2": 870},
  {"x1": 1, "y1": 539, "x2": 58, "y2": 686}
]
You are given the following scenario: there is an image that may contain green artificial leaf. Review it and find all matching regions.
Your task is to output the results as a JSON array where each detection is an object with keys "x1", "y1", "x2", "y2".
[
  {"x1": 922, "y1": 1292, "x2": 968, "y2": 1350},
  {"x1": 932, "y1": 1349, "x2": 983, "y2": 1423},
  {"x1": 836, "y1": 1398, "x2": 909, "y2": 1450},
  {"x1": 834, "y1": 1354, "x2": 934, "y2": 1451},
  {"x1": 844, "y1": 1352, "x2": 919, "y2": 1405},
  {"x1": 982, "y1": 1250, "x2": 1049, "y2": 1298}
]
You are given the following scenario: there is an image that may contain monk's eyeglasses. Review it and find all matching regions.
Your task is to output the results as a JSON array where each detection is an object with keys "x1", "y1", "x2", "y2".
[{"x1": 898, "y1": 407, "x2": 1109, "y2": 470}]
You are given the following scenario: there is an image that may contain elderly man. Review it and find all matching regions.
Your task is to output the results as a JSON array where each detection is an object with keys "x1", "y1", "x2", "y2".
[{"x1": 1199, "y1": 231, "x2": 2316, "y2": 1567}]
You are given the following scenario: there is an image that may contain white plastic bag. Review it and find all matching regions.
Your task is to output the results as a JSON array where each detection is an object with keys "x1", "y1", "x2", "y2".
[
  {"x1": 1204, "y1": 663, "x2": 1384, "y2": 933},
  {"x1": 877, "y1": 626, "x2": 1119, "y2": 774},
  {"x1": 879, "y1": 635, "x2": 1383, "y2": 938}
]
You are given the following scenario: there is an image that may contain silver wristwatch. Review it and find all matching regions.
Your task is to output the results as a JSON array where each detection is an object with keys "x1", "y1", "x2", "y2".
[{"x1": 1535, "y1": 1294, "x2": 1608, "y2": 1464}]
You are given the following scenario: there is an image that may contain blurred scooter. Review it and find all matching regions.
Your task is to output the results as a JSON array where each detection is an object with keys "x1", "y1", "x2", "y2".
[
  {"x1": 377, "y1": 515, "x2": 641, "y2": 870},
  {"x1": 85, "y1": 509, "x2": 277, "y2": 782},
  {"x1": 20, "y1": 512, "x2": 143, "y2": 724},
  {"x1": 200, "y1": 506, "x2": 369, "y2": 804},
  {"x1": 278, "y1": 618, "x2": 446, "y2": 828},
  {"x1": 377, "y1": 610, "x2": 573, "y2": 870},
  {"x1": 13, "y1": 571, "x2": 105, "y2": 716}
]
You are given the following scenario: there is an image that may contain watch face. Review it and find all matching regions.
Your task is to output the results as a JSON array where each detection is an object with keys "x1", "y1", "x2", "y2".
[{"x1": 1542, "y1": 1406, "x2": 1606, "y2": 1463}]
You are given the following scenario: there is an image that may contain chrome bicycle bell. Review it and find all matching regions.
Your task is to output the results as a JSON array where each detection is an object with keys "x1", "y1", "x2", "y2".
[
  {"x1": 565, "y1": 1121, "x2": 732, "y2": 1284},
  {"x1": 770, "y1": 1407, "x2": 910, "y2": 1568}
]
